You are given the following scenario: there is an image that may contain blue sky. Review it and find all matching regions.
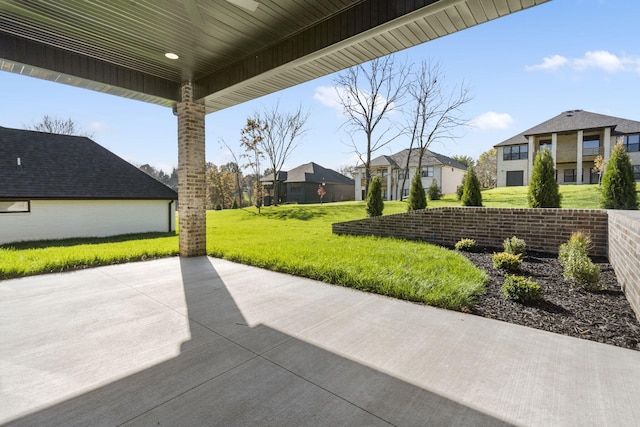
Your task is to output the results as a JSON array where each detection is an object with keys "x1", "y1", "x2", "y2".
[{"x1": 2, "y1": 0, "x2": 639, "y2": 174}]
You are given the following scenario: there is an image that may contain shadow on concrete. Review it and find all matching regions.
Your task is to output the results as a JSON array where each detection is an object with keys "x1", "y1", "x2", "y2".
[{"x1": 7, "y1": 257, "x2": 513, "y2": 426}]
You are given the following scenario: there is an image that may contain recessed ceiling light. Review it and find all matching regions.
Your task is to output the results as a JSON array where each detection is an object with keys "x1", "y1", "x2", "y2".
[{"x1": 165, "y1": 53, "x2": 179, "y2": 60}]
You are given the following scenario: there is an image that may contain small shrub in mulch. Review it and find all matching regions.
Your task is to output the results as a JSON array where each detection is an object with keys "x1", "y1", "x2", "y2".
[
  {"x1": 454, "y1": 238, "x2": 476, "y2": 252},
  {"x1": 503, "y1": 236, "x2": 526, "y2": 256},
  {"x1": 501, "y1": 274, "x2": 543, "y2": 304},
  {"x1": 492, "y1": 252, "x2": 522, "y2": 272}
]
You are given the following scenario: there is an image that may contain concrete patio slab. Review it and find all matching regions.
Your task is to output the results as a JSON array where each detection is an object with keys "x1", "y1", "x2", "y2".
[{"x1": 1, "y1": 256, "x2": 639, "y2": 426}]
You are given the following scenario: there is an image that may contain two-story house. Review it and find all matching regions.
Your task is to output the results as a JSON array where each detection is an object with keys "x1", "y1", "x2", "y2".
[
  {"x1": 495, "y1": 110, "x2": 640, "y2": 187},
  {"x1": 354, "y1": 148, "x2": 467, "y2": 201}
]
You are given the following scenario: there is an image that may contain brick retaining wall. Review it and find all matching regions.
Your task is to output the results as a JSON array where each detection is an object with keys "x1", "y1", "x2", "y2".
[
  {"x1": 608, "y1": 211, "x2": 640, "y2": 322},
  {"x1": 332, "y1": 207, "x2": 609, "y2": 256}
]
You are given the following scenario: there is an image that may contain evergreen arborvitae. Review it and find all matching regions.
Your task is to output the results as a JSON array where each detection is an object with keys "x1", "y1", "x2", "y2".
[
  {"x1": 407, "y1": 171, "x2": 427, "y2": 211},
  {"x1": 461, "y1": 166, "x2": 483, "y2": 206},
  {"x1": 366, "y1": 175, "x2": 384, "y2": 217},
  {"x1": 427, "y1": 179, "x2": 442, "y2": 201},
  {"x1": 527, "y1": 149, "x2": 561, "y2": 208},
  {"x1": 601, "y1": 142, "x2": 638, "y2": 209}
]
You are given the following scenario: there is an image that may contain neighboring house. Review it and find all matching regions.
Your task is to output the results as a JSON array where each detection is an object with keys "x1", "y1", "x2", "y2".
[
  {"x1": 0, "y1": 126, "x2": 178, "y2": 245},
  {"x1": 261, "y1": 162, "x2": 354, "y2": 204},
  {"x1": 495, "y1": 110, "x2": 640, "y2": 187},
  {"x1": 354, "y1": 149, "x2": 468, "y2": 201}
]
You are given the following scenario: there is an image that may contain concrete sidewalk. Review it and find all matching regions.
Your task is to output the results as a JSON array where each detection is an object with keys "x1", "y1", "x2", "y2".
[{"x1": 1, "y1": 257, "x2": 639, "y2": 426}]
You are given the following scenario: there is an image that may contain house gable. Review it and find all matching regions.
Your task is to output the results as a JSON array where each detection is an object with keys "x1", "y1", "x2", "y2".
[{"x1": 0, "y1": 126, "x2": 177, "y2": 200}]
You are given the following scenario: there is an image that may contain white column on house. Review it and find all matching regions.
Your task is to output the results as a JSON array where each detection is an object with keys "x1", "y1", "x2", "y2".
[
  {"x1": 576, "y1": 130, "x2": 583, "y2": 184},
  {"x1": 604, "y1": 127, "x2": 612, "y2": 161},
  {"x1": 528, "y1": 135, "x2": 535, "y2": 182},
  {"x1": 387, "y1": 166, "x2": 392, "y2": 201},
  {"x1": 355, "y1": 170, "x2": 362, "y2": 201},
  {"x1": 551, "y1": 133, "x2": 558, "y2": 167}
]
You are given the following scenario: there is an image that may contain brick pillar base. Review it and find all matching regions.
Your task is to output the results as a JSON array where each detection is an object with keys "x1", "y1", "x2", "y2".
[{"x1": 177, "y1": 82, "x2": 206, "y2": 257}]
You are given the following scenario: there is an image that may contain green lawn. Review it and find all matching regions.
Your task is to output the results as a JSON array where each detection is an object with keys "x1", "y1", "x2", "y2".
[{"x1": 0, "y1": 183, "x2": 625, "y2": 310}]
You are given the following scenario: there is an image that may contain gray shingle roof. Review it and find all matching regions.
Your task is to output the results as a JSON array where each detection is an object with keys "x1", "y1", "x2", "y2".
[
  {"x1": 363, "y1": 148, "x2": 468, "y2": 171},
  {"x1": 495, "y1": 110, "x2": 640, "y2": 147},
  {"x1": 262, "y1": 162, "x2": 354, "y2": 185},
  {"x1": 0, "y1": 126, "x2": 178, "y2": 200}
]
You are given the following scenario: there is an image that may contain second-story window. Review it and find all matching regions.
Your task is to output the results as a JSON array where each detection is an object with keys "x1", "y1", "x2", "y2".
[
  {"x1": 623, "y1": 135, "x2": 640, "y2": 152},
  {"x1": 583, "y1": 135, "x2": 600, "y2": 156},
  {"x1": 420, "y1": 166, "x2": 434, "y2": 177}
]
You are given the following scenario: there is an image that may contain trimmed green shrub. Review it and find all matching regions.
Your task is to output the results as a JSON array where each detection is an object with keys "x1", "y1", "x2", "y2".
[
  {"x1": 559, "y1": 231, "x2": 601, "y2": 291},
  {"x1": 461, "y1": 166, "x2": 483, "y2": 207},
  {"x1": 366, "y1": 175, "x2": 384, "y2": 217},
  {"x1": 501, "y1": 275, "x2": 543, "y2": 304},
  {"x1": 456, "y1": 183, "x2": 464, "y2": 201},
  {"x1": 492, "y1": 252, "x2": 522, "y2": 271},
  {"x1": 558, "y1": 231, "x2": 592, "y2": 266},
  {"x1": 503, "y1": 236, "x2": 526, "y2": 256},
  {"x1": 427, "y1": 179, "x2": 442, "y2": 201},
  {"x1": 215, "y1": 203, "x2": 223, "y2": 211},
  {"x1": 601, "y1": 142, "x2": 638, "y2": 209},
  {"x1": 528, "y1": 149, "x2": 561, "y2": 208},
  {"x1": 454, "y1": 238, "x2": 477, "y2": 252},
  {"x1": 407, "y1": 171, "x2": 427, "y2": 211},
  {"x1": 232, "y1": 199, "x2": 239, "y2": 209}
]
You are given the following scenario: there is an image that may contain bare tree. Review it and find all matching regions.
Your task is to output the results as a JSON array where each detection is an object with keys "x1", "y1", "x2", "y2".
[
  {"x1": 337, "y1": 164, "x2": 357, "y2": 179},
  {"x1": 399, "y1": 61, "x2": 472, "y2": 199},
  {"x1": 333, "y1": 56, "x2": 409, "y2": 196},
  {"x1": 251, "y1": 103, "x2": 309, "y2": 205},
  {"x1": 240, "y1": 118, "x2": 266, "y2": 212},
  {"x1": 26, "y1": 115, "x2": 94, "y2": 138}
]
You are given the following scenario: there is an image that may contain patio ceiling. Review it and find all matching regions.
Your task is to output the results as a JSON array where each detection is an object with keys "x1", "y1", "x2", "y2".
[{"x1": 0, "y1": 0, "x2": 548, "y2": 113}]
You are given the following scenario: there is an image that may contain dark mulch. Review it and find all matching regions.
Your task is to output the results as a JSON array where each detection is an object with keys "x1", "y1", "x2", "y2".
[{"x1": 459, "y1": 249, "x2": 640, "y2": 351}]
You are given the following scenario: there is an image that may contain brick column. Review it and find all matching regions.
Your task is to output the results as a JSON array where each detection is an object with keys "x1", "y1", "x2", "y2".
[{"x1": 177, "y1": 82, "x2": 206, "y2": 257}]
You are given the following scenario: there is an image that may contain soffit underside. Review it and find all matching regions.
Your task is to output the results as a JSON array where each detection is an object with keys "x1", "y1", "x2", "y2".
[{"x1": 0, "y1": 0, "x2": 549, "y2": 114}]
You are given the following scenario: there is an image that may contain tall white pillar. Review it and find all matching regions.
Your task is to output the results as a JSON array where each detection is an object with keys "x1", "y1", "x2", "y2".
[
  {"x1": 528, "y1": 136, "x2": 535, "y2": 182},
  {"x1": 576, "y1": 130, "x2": 583, "y2": 184},
  {"x1": 387, "y1": 166, "x2": 392, "y2": 201},
  {"x1": 604, "y1": 127, "x2": 612, "y2": 161}
]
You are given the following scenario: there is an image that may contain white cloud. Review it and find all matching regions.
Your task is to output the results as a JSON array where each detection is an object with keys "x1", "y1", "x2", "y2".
[
  {"x1": 525, "y1": 54, "x2": 569, "y2": 71},
  {"x1": 574, "y1": 50, "x2": 624, "y2": 73},
  {"x1": 470, "y1": 111, "x2": 514, "y2": 131},
  {"x1": 313, "y1": 85, "x2": 396, "y2": 116},
  {"x1": 313, "y1": 85, "x2": 344, "y2": 115},
  {"x1": 526, "y1": 50, "x2": 640, "y2": 74}
]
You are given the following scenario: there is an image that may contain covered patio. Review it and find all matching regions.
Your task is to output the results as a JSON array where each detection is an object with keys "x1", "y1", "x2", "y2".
[{"x1": 0, "y1": 0, "x2": 548, "y2": 256}]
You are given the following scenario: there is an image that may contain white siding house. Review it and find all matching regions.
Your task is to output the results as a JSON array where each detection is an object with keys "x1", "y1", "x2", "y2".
[
  {"x1": 0, "y1": 126, "x2": 178, "y2": 245},
  {"x1": 354, "y1": 149, "x2": 467, "y2": 201}
]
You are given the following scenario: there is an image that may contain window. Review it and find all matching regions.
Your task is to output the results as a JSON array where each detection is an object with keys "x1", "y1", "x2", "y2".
[
  {"x1": 420, "y1": 166, "x2": 434, "y2": 177},
  {"x1": 398, "y1": 169, "x2": 410, "y2": 180},
  {"x1": 634, "y1": 165, "x2": 640, "y2": 181},
  {"x1": 0, "y1": 200, "x2": 30, "y2": 213},
  {"x1": 583, "y1": 135, "x2": 600, "y2": 156},
  {"x1": 402, "y1": 188, "x2": 410, "y2": 198},
  {"x1": 503, "y1": 144, "x2": 528, "y2": 161},
  {"x1": 539, "y1": 139, "x2": 552, "y2": 152},
  {"x1": 623, "y1": 135, "x2": 640, "y2": 153},
  {"x1": 564, "y1": 169, "x2": 577, "y2": 183}
]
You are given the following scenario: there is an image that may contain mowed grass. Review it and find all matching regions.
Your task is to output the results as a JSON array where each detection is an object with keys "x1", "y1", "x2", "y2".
[
  {"x1": 206, "y1": 203, "x2": 486, "y2": 309},
  {"x1": 0, "y1": 183, "x2": 622, "y2": 309}
]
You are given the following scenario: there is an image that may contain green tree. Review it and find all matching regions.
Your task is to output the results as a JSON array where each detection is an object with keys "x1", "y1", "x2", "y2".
[
  {"x1": 451, "y1": 155, "x2": 474, "y2": 168},
  {"x1": 527, "y1": 149, "x2": 561, "y2": 208},
  {"x1": 427, "y1": 178, "x2": 442, "y2": 201},
  {"x1": 407, "y1": 172, "x2": 427, "y2": 211},
  {"x1": 366, "y1": 175, "x2": 384, "y2": 217},
  {"x1": 461, "y1": 165, "x2": 482, "y2": 206},
  {"x1": 601, "y1": 142, "x2": 638, "y2": 209}
]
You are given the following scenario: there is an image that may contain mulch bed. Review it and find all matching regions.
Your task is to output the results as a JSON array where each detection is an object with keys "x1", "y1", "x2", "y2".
[{"x1": 458, "y1": 249, "x2": 640, "y2": 351}]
